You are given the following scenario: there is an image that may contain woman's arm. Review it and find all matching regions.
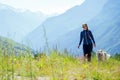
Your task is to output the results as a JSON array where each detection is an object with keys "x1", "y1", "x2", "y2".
[
  {"x1": 78, "y1": 32, "x2": 83, "y2": 48},
  {"x1": 89, "y1": 31, "x2": 96, "y2": 47}
]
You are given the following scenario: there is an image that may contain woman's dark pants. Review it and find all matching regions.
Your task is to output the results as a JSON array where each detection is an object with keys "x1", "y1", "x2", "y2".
[{"x1": 83, "y1": 44, "x2": 93, "y2": 62}]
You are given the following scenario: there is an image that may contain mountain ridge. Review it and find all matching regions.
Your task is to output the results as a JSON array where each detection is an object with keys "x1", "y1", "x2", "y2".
[{"x1": 25, "y1": 0, "x2": 108, "y2": 51}]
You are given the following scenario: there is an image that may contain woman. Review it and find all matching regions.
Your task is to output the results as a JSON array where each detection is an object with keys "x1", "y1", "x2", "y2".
[{"x1": 78, "y1": 24, "x2": 96, "y2": 62}]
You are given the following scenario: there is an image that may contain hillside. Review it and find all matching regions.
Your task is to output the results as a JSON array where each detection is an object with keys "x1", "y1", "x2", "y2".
[
  {"x1": 89, "y1": 0, "x2": 120, "y2": 54},
  {"x1": 26, "y1": 0, "x2": 120, "y2": 55},
  {"x1": 0, "y1": 36, "x2": 32, "y2": 56},
  {"x1": 53, "y1": 0, "x2": 120, "y2": 55}
]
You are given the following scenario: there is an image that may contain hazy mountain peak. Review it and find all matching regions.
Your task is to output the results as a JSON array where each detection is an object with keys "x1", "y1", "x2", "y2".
[{"x1": 0, "y1": 3, "x2": 49, "y2": 42}]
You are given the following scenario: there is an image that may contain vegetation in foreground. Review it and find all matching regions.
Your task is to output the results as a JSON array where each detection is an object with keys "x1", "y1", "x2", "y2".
[
  {"x1": 0, "y1": 46, "x2": 120, "y2": 80},
  {"x1": 0, "y1": 37, "x2": 120, "y2": 80}
]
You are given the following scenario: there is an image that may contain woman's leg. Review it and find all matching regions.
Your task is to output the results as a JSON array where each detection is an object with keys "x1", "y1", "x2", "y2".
[
  {"x1": 88, "y1": 53, "x2": 91, "y2": 62},
  {"x1": 83, "y1": 45, "x2": 89, "y2": 61},
  {"x1": 88, "y1": 44, "x2": 93, "y2": 62}
]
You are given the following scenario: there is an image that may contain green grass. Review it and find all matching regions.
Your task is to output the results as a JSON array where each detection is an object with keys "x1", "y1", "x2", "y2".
[{"x1": 0, "y1": 47, "x2": 120, "y2": 80}]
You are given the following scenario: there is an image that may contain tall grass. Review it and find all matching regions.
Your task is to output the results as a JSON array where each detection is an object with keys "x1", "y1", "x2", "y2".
[
  {"x1": 0, "y1": 34, "x2": 120, "y2": 80},
  {"x1": 0, "y1": 45, "x2": 120, "y2": 80}
]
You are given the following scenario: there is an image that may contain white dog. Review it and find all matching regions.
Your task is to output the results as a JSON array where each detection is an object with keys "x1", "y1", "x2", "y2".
[{"x1": 96, "y1": 50, "x2": 111, "y2": 62}]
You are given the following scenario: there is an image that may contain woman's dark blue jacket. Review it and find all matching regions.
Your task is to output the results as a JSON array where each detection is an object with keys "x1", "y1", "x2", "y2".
[{"x1": 79, "y1": 30, "x2": 95, "y2": 45}]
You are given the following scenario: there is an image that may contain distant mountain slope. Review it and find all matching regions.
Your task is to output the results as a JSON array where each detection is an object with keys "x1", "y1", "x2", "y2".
[
  {"x1": 52, "y1": 0, "x2": 120, "y2": 55},
  {"x1": 25, "y1": 0, "x2": 108, "y2": 50},
  {"x1": 87, "y1": 0, "x2": 120, "y2": 54},
  {"x1": 0, "y1": 3, "x2": 48, "y2": 42}
]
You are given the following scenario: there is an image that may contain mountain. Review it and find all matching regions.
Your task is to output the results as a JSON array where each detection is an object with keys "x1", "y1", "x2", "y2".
[
  {"x1": 83, "y1": 0, "x2": 120, "y2": 55},
  {"x1": 25, "y1": 0, "x2": 108, "y2": 50},
  {"x1": 0, "y1": 3, "x2": 48, "y2": 42},
  {"x1": 51, "y1": 0, "x2": 120, "y2": 55}
]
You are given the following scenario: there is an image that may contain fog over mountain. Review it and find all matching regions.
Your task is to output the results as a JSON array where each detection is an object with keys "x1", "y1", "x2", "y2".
[{"x1": 0, "y1": 3, "x2": 49, "y2": 42}]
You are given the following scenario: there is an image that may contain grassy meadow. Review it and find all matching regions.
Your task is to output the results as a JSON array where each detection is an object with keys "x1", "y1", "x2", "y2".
[
  {"x1": 0, "y1": 43, "x2": 120, "y2": 80},
  {"x1": 0, "y1": 37, "x2": 120, "y2": 80}
]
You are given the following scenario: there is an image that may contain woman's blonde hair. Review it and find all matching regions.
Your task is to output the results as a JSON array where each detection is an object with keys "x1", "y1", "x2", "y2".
[{"x1": 82, "y1": 23, "x2": 88, "y2": 30}]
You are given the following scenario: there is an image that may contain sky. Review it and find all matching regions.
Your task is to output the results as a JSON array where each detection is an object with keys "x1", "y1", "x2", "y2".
[{"x1": 0, "y1": 0, "x2": 85, "y2": 15}]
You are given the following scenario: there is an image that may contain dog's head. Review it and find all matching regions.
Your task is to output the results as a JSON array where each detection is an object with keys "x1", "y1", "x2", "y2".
[
  {"x1": 97, "y1": 50, "x2": 103, "y2": 56},
  {"x1": 97, "y1": 50, "x2": 103, "y2": 61},
  {"x1": 97, "y1": 50, "x2": 111, "y2": 61}
]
